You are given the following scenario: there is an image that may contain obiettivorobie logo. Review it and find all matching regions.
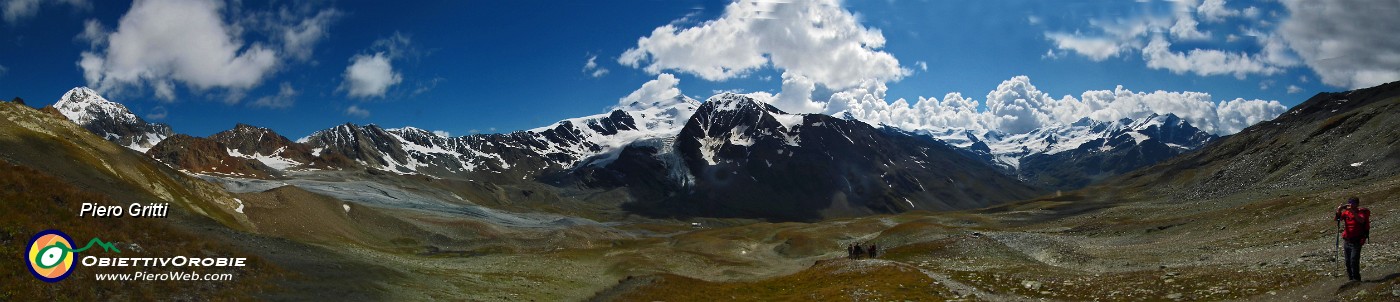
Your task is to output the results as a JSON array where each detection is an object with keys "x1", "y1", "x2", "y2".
[
  {"x1": 26, "y1": 229, "x2": 249, "y2": 283},
  {"x1": 26, "y1": 229, "x2": 120, "y2": 282}
]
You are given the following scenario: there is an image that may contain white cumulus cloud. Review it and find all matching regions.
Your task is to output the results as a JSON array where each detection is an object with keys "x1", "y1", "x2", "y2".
[
  {"x1": 770, "y1": 72, "x2": 824, "y2": 114},
  {"x1": 343, "y1": 53, "x2": 401, "y2": 98},
  {"x1": 1196, "y1": 0, "x2": 1239, "y2": 23},
  {"x1": 1142, "y1": 36, "x2": 1280, "y2": 79},
  {"x1": 618, "y1": 73, "x2": 687, "y2": 111},
  {"x1": 1045, "y1": 32, "x2": 1128, "y2": 62},
  {"x1": 76, "y1": 0, "x2": 338, "y2": 102},
  {"x1": 619, "y1": 0, "x2": 908, "y2": 90},
  {"x1": 342, "y1": 34, "x2": 411, "y2": 99}
]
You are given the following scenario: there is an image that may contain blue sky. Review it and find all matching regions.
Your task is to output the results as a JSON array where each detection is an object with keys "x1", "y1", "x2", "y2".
[{"x1": 1, "y1": 0, "x2": 1394, "y2": 137}]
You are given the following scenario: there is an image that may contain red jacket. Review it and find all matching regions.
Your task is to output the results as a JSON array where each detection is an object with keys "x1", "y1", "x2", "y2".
[{"x1": 1336, "y1": 206, "x2": 1371, "y2": 244}]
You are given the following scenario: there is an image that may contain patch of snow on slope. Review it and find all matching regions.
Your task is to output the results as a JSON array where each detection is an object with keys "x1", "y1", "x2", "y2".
[
  {"x1": 771, "y1": 112, "x2": 803, "y2": 130},
  {"x1": 698, "y1": 136, "x2": 726, "y2": 165},
  {"x1": 1125, "y1": 132, "x2": 1150, "y2": 144},
  {"x1": 227, "y1": 147, "x2": 299, "y2": 170},
  {"x1": 251, "y1": 153, "x2": 298, "y2": 170},
  {"x1": 728, "y1": 126, "x2": 754, "y2": 146}
]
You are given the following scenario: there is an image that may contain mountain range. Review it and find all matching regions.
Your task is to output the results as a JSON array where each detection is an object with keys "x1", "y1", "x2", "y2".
[
  {"x1": 46, "y1": 86, "x2": 1218, "y2": 221},
  {"x1": 7, "y1": 81, "x2": 1400, "y2": 300}
]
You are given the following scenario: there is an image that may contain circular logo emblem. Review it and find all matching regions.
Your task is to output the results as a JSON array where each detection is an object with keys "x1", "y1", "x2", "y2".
[{"x1": 27, "y1": 230, "x2": 76, "y2": 282}]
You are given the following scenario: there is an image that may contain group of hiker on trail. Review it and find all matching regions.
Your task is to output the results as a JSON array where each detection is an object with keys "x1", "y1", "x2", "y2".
[
  {"x1": 1335, "y1": 197, "x2": 1371, "y2": 282},
  {"x1": 847, "y1": 243, "x2": 878, "y2": 259}
]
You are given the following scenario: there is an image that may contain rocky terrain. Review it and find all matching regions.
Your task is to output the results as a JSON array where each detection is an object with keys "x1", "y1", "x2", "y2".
[{"x1": 146, "y1": 134, "x2": 283, "y2": 179}]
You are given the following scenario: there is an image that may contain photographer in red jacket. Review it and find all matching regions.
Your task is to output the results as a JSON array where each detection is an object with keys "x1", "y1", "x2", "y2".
[{"x1": 1335, "y1": 197, "x2": 1371, "y2": 282}]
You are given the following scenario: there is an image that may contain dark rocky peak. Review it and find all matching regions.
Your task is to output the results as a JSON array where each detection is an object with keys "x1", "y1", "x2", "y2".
[
  {"x1": 301, "y1": 123, "x2": 411, "y2": 169},
  {"x1": 206, "y1": 123, "x2": 331, "y2": 168},
  {"x1": 532, "y1": 120, "x2": 597, "y2": 151},
  {"x1": 685, "y1": 93, "x2": 800, "y2": 140},
  {"x1": 587, "y1": 110, "x2": 637, "y2": 135},
  {"x1": 388, "y1": 126, "x2": 450, "y2": 146}
]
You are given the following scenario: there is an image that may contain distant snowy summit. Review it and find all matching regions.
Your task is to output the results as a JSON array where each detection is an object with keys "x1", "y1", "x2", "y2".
[
  {"x1": 909, "y1": 112, "x2": 1217, "y2": 189},
  {"x1": 51, "y1": 87, "x2": 172, "y2": 152}
]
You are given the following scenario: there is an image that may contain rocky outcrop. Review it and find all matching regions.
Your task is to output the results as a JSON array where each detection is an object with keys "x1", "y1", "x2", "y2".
[{"x1": 146, "y1": 134, "x2": 280, "y2": 179}]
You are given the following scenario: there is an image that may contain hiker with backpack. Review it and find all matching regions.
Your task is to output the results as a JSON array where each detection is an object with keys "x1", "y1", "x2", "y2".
[{"x1": 1335, "y1": 197, "x2": 1371, "y2": 282}]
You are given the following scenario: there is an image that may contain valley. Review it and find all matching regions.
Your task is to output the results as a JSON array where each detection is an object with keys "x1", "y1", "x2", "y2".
[
  {"x1": 2, "y1": 80, "x2": 1398, "y2": 301},
  {"x1": 4, "y1": 1, "x2": 1395, "y2": 301}
]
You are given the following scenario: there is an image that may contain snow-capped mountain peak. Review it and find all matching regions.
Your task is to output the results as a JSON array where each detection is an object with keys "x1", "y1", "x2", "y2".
[
  {"x1": 697, "y1": 92, "x2": 804, "y2": 130},
  {"x1": 51, "y1": 87, "x2": 172, "y2": 152},
  {"x1": 54, "y1": 87, "x2": 138, "y2": 126}
]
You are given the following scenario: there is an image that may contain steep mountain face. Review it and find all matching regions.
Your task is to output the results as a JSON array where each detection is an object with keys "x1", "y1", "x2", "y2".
[
  {"x1": 917, "y1": 113, "x2": 1217, "y2": 190},
  {"x1": 1112, "y1": 81, "x2": 1400, "y2": 200},
  {"x1": 49, "y1": 87, "x2": 173, "y2": 152},
  {"x1": 592, "y1": 93, "x2": 1041, "y2": 221}
]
